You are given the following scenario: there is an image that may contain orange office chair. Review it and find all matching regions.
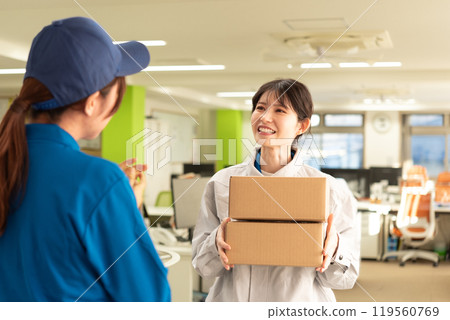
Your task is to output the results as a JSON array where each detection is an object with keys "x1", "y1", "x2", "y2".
[
  {"x1": 382, "y1": 186, "x2": 439, "y2": 266},
  {"x1": 435, "y1": 172, "x2": 450, "y2": 203},
  {"x1": 401, "y1": 165, "x2": 428, "y2": 188}
]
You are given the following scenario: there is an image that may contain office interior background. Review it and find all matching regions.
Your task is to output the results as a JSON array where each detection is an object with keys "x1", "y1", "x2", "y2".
[{"x1": 1, "y1": 0, "x2": 449, "y2": 302}]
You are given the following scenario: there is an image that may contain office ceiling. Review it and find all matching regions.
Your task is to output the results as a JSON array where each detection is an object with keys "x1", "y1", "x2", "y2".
[{"x1": 1, "y1": 0, "x2": 450, "y2": 113}]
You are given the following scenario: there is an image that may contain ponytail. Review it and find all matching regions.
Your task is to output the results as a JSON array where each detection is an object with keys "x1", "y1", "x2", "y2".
[
  {"x1": 0, "y1": 77, "x2": 126, "y2": 235},
  {"x1": 0, "y1": 78, "x2": 52, "y2": 236}
]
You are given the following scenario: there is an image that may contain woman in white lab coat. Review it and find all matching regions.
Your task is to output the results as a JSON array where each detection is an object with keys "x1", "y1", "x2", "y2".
[{"x1": 192, "y1": 79, "x2": 360, "y2": 302}]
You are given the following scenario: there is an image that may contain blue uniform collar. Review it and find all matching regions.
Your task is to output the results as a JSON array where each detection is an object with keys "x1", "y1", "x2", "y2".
[
  {"x1": 26, "y1": 123, "x2": 80, "y2": 151},
  {"x1": 254, "y1": 148, "x2": 296, "y2": 173}
]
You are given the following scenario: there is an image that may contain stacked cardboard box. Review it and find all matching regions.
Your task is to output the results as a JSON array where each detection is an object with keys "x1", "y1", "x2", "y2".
[{"x1": 226, "y1": 176, "x2": 329, "y2": 267}]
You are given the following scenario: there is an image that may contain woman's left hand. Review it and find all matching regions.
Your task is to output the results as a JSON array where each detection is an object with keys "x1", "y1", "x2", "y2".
[
  {"x1": 316, "y1": 213, "x2": 339, "y2": 273},
  {"x1": 119, "y1": 158, "x2": 148, "y2": 209}
]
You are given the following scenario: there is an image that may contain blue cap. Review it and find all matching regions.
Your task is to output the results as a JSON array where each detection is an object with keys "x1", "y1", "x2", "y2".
[{"x1": 24, "y1": 17, "x2": 150, "y2": 110}]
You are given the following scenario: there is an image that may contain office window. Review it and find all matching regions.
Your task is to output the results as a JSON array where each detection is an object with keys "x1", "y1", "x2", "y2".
[
  {"x1": 324, "y1": 114, "x2": 363, "y2": 127},
  {"x1": 320, "y1": 133, "x2": 363, "y2": 168},
  {"x1": 448, "y1": 135, "x2": 450, "y2": 170},
  {"x1": 302, "y1": 133, "x2": 363, "y2": 169},
  {"x1": 409, "y1": 114, "x2": 443, "y2": 127},
  {"x1": 311, "y1": 114, "x2": 320, "y2": 127},
  {"x1": 411, "y1": 135, "x2": 445, "y2": 178},
  {"x1": 402, "y1": 113, "x2": 450, "y2": 178},
  {"x1": 304, "y1": 113, "x2": 364, "y2": 169}
]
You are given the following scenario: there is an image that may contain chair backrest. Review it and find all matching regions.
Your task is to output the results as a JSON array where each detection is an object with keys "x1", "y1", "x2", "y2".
[
  {"x1": 437, "y1": 171, "x2": 450, "y2": 183},
  {"x1": 407, "y1": 165, "x2": 428, "y2": 180},
  {"x1": 396, "y1": 187, "x2": 435, "y2": 243},
  {"x1": 155, "y1": 191, "x2": 173, "y2": 207},
  {"x1": 401, "y1": 165, "x2": 428, "y2": 188},
  {"x1": 435, "y1": 171, "x2": 450, "y2": 203},
  {"x1": 435, "y1": 186, "x2": 450, "y2": 203}
]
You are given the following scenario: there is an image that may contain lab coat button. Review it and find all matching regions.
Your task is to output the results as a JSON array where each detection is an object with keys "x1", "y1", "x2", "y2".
[{"x1": 339, "y1": 255, "x2": 343, "y2": 260}]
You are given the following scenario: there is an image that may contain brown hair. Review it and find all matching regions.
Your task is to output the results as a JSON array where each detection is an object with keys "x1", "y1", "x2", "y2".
[
  {"x1": 0, "y1": 76, "x2": 126, "y2": 236},
  {"x1": 252, "y1": 78, "x2": 314, "y2": 142}
]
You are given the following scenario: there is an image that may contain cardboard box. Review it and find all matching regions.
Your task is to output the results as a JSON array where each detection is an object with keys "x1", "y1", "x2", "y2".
[
  {"x1": 226, "y1": 221, "x2": 323, "y2": 267},
  {"x1": 229, "y1": 176, "x2": 329, "y2": 222}
]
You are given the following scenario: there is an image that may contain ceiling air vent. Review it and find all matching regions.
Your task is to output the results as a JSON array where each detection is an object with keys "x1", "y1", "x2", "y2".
[{"x1": 262, "y1": 30, "x2": 393, "y2": 62}]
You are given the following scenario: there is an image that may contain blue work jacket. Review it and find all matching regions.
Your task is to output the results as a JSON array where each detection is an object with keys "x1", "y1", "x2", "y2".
[{"x1": 0, "y1": 124, "x2": 170, "y2": 301}]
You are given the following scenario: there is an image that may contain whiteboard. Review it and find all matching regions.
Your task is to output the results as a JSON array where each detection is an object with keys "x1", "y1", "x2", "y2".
[{"x1": 151, "y1": 111, "x2": 197, "y2": 163}]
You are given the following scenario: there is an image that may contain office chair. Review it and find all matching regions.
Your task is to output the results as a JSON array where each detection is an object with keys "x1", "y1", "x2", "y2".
[
  {"x1": 382, "y1": 186, "x2": 439, "y2": 266},
  {"x1": 402, "y1": 165, "x2": 428, "y2": 187},
  {"x1": 155, "y1": 191, "x2": 173, "y2": 207},
  {"x1": 149, "y1": 191, "x2": 174, "y2": 228},
  {"x1": 435, "y1": 172, "x2": 450, "y2": 203}
]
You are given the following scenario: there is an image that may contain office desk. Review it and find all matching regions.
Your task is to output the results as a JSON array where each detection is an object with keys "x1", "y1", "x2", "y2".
[
  {"x1": 357, "y1": 201, "x2": 450, "y2": 261},
  {"x1": 147, "y1": 206, "x2": 174, "y2": 216},
  {"x1": 357, "y1": 200, "x2": 450, "y2": 214},
  {"x1": 157, "y1": 243, "x2": 194, "y2": 302},
  {"x1": 357, "y1": 201, "x2": 397, "y2": 213},
  {"x1": 156, "y1": 247, "x2": 180, "y2": 267},
  {"x1": 144, "y1": 211, "x2": 196, "y2": 301},
  {"x1": 434, "y1": 204, "x2": 450, "y2": 214}
]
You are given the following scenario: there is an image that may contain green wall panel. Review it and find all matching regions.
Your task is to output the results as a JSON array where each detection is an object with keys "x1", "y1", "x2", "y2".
[
  {"x1": 102, "y1": 85, "x2": 145, "y2": 164},
  {"x1": 216, "y1": 109, "x2": 243, "y2": 170}
]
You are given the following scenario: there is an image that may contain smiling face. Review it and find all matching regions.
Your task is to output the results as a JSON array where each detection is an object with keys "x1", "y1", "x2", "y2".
[{"x1": 251, "y1": 91, "x2": 303, "y2": 148}]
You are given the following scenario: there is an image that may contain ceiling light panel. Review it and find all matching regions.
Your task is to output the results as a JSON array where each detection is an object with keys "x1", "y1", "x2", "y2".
[
  {"x1": 216, "y1": 92, "x2": 255, "y2": 98},
  {"x1": 0, "y1": 68, "x2": 26, "y2": 74},
  {"x1": 113, "y1": 40, "x2": 166, "y2": 46},
  {"x1": 143, "y1": 65, "x2": 225, "y2": 71},
  {"x1": 301, "y1": 63, "x2": 332, "y2": 69}
]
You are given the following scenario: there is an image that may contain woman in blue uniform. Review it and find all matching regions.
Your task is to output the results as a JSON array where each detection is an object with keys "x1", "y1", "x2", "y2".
[{"x1": 0, "y1": 17, "x2": 170, "y2": 301}]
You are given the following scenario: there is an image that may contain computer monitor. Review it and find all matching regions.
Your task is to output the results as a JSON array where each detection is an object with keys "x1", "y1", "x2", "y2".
[
  {"x1": 369, "y1": 167, "x2": 402, "y2": 186},
  {"x1": 183, "y1": 163, "x2": 215, "y2": 177},
  {"x1": 171, "y1": 177, "x2": 210, "y2": 240},
  {"x1": 320, "y1": 168, "x2": 371, "y2": 198}
]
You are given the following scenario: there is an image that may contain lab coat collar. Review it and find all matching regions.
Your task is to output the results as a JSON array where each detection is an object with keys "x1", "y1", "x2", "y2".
[{"x1": 244, "y1": 147, "x2": 305, "y2": 177}]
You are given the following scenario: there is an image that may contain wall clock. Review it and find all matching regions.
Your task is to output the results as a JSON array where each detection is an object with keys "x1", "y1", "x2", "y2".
[{"x1": 372, "y1": 113, "x2": 391, "y2": 133}]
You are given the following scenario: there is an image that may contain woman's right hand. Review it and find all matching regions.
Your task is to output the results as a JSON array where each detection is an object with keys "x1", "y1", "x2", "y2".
[
  {"x1": 216, "y1": 217, "x2": 234, "y2": 270},
  {"x1": 119, "y1": 158, "x2": 147, "y2": 209}
]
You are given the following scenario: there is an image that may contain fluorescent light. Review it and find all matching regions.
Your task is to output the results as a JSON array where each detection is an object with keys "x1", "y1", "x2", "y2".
[
  {"x1": 244, "y1": 99, "x2": 253, "y2": 105},
  {"x1": 143, "y1": 65, "x2": 225, "y2": 71},
  {"x1": 339, "y1": 62, "x2": 370, "y2": 68},
  {"x1": 301, "y1": 63, "x2": 332, "y2": 69},
  {"x1": 139, "y1": 40, "x2": 166, "y2": 47},
  {"x1": 338, "y1": 61, "x2": 402, "y2": 68},
  {"x1": 216, "y1": 91, "x2": 255, "y2": 98},
  {"x1": 113, "y1": 40, "x2": 167, "y2": 46},
  {"x1": 372, "y1": 61, "x2": 402, "y2": 67},
  {"x1": 363, "y1": 97, "x2": 416, "y2": 105},
  {"x1": 0, "y1": 68, "x2": 26, "y2": 75}
]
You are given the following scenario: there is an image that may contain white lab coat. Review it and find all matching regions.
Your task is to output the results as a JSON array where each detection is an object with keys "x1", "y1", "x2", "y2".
[{"x1": 192, "y1": 149, "x2": 360, "y2": 301}]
